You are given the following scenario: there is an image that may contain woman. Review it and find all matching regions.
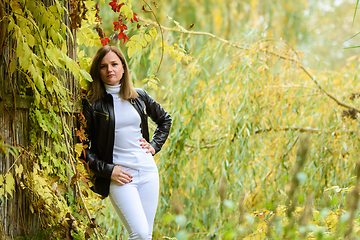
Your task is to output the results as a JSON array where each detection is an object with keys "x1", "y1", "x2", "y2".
[{"x1": 80, "y1": 45, "x2": 172, "y2": 239}]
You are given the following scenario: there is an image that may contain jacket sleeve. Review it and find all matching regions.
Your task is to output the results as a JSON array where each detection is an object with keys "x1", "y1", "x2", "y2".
[
  {"x1": 140, "y1": 89, "x2": 172, "y2": 154},
  {"x1": 80, "y1": 99, "x2": 115, "y2": 179}
]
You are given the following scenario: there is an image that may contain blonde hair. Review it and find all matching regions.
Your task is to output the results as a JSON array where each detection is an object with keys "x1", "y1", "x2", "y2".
[{"x1": 87, "y1": 46, "x2": 138, "y2": 102}]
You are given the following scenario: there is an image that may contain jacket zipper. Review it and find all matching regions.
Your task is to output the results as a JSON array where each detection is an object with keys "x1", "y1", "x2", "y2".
[{"x1": 94, "y1": 111, "x2": 109, "y2": 121}]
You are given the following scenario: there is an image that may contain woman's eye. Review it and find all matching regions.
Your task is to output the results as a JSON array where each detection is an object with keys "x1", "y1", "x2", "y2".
[
  {"x1": 112, "y1": 63, "x2": 118, "y2": 66},
  {"x1": 100, "y1": 65, "x2": 106, "y2": 69}
]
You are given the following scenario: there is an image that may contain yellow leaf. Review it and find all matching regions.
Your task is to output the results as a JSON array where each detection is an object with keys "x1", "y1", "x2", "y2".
[
  {"x1": 140, "y1": 38, "x2": 147, "y2": 47},
  {"x1": 26, "y1": 34, "x2": 36, "y2": 47},
  {"x1": 10, "y1": 0, "x2": 22, "y2": 14},
  {"x1": 325, "y1": 211, "x2": 338, "y2": 231},
  {"x1": 144, "y1": 34, "x2": 151, "y2": 42},
  {"x1": 29, "y1": 204, "x2": 34, "y2": 213},
  {"x1": 75, "y1": 143, "x2": 83, "y2": 156},
  {"x1": 9, "y1": 59, "x2": 16, "y2": 73},
  {"x1": 80, "y1": 69, "x2": 92, "y2": 82},
  {"x1": 127, "y1": 45, "x2": 136, "y2": 58},
  {"x1": 135, "y1": 43, "x2": 142, "y2": 52},
  {"x1": 130, "y1": 35, "x2": 140, "y2": 41},
  {"x1": 15, "y1": 164, "x2": 23, "y2": 174},
  {"x1": 149, "y1": 27, "x2": 157, "y2": 38},
  {"x1": 85, "y1": 0, "x2": 96, "y2": 8},
  {"x1": 126, "y1": 41, "x2": 135, "y2": 47},
  {"x1": 5, "y1": 173, "x2": 15, "y2": 197},
  {"x1": 48, "y1": 5, "x2": 57, "y2": 14},
  {"x1": 44, "y1": 73, "x2": 55, "y2": 93},
  {"x1": 78, "y1": 49, "x2": 85, "y2": 58},
  {"x1": 49, "y1": 27, "x2": 59, "y2": 43},
  {"x1": 120, "y1": 5, "x2": 133, "y2": 20}
]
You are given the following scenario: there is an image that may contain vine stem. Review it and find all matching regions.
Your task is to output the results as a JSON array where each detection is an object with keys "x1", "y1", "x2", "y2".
[
  {"x1": 140, "y1": 18, "x2": 360, "y2": 113},
  {"x1": 141, "y1": 0, "x2": 164, "y2": 77},
  {"x1": 54, "y1": 93, "x2": 101, "y2": 240},
  {"x1": 5, "y1": 216, "x2": 28, "y2": 232}
]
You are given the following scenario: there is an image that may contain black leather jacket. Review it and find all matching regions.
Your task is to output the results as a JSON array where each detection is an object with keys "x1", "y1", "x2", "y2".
[{"x1": 81, "y1": 88, "x2": 172, "y2": 197}]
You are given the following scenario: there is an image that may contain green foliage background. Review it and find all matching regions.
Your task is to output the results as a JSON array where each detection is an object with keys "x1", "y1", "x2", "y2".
[{"x1": 85, "y1": 0, "x2": 360, "y2": 239}]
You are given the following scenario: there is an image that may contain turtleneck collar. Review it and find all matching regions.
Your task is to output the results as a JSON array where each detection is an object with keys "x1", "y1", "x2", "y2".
[{"x1": 104, "y1": 83, "x2": 121, "y2": 94}]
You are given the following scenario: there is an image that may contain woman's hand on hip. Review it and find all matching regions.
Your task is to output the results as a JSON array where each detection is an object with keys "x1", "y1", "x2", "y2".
[
  {"x1": 140, "y1": 138, "x2": 155, "y2": 155},
  {"x1": 111, "y1": 165, "x2": 132, "y2": 185}
]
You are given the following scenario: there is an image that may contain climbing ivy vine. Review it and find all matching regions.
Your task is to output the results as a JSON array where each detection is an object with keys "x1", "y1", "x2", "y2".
[
  {"x1": 0, "y1": 0, "x2": 192, "y2": 238},
  {"x1": 1, "y1": 0, "x2": 98, "y2": 239}
]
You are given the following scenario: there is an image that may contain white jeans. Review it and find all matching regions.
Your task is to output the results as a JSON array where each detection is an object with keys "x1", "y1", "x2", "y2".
[{"x1": 109, "y1": 168, "x2": 159, "y2": 240}]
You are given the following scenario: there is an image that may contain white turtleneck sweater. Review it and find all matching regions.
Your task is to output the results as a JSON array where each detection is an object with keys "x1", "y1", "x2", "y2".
[{"x1": 104, "y1": 84, "x2": 157, "y2": 172}]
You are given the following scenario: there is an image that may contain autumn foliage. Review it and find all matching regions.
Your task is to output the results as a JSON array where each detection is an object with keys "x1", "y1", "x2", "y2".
[{"x1": 1, "y1": 0, "x2": 360, "y2": 239}]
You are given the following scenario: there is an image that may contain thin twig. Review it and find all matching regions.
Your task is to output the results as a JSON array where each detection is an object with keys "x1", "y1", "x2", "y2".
[
  {"x1": 280, "y1": 135, "x2": 300, "y2": 170},
  {"x1": 254, "y1": 126, "x2": 358, "y2": 134},
  {"x1": 299, "y1": 66, "x2": 360, "y2": 112},
  {"x1": 5, "y1": 216, "x2": 28, "y2": 232},
  {"x1": 139, "y1": 17, "x2": 245, "y2": 50},
  {"x1": 265, "y1": 85, "x2": 319, "y2": 92}
]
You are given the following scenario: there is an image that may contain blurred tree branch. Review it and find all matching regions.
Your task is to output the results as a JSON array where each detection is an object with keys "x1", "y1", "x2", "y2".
[{"x1": 141, "y1": 17, "x2": 360, "y2": 113}]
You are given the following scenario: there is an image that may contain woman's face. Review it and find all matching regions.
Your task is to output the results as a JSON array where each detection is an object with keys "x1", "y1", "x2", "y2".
[{"x1": 100, "y1": 51, "x2": 124, "y2": 86}]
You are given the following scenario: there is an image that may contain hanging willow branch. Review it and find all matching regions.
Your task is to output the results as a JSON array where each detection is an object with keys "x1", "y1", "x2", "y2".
[
  {"x1": 140, "y1": 17, "x2": 360, "y2": 113},
  {"x1": 142, "y1": 0, "x2": 164, "y2": 77}
]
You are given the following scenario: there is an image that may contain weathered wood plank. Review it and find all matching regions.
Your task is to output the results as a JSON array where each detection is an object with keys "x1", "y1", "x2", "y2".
[{"x1": 1, "y1": 95, "x2": 33, "y2": 109}]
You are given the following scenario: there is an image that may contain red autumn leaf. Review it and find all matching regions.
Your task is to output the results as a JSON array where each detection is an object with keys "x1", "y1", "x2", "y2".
[
  {"x1": 100, "y1": 37, "x2": 110, "y2": 46},
  {"x1": 123, "y1": 35, "x2": 129, "y2": 44},
  {"x1": 114, "y1": 21, "x2": 127, "y2": 32},
  {"x1": 118, "y1": 32, "x2": 129, "y2": 44},
  {"x1": 100, "y1": 32, "x2": 110, "y2": 46},
  {"x1": 109, "y1": 0, "x2": 124, "y2": 12},
  {"x1": 77, "y1": 127, "x2": 87, "y2": 142},
  {"x1": 113, "y1": 21, "x2": 120, "y2": 31},
  {"x1": 109, "y1": 0, "x2": 117, "y2": 12},
  {"x1": 118, "y1": 3, "x2": 124, "y2": 12},
  {"x1": 118, "y1": 32, "x2": 124, "y2": 40},
  {"x1": 131, "y1": 13, "x2": 139, "y2": 23},
  {"x1": 120, "y1": 24, "x2": 127, "y2": 31}
]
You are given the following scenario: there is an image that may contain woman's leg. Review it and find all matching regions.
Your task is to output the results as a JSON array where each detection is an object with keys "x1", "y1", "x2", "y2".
[
  {"x1": 137, "y1": 171, "x2": 159, "y2": 239},
  {"x1": 109, "y1": 168, "x2": 159, "y2": 240}
]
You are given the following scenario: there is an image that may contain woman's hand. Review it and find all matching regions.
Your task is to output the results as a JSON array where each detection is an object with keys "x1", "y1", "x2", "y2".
[
  {"x1": 140, "y1": 138, "x2": 155, "y2": 155},
  {"x1": 111, "y1": 165, "x2": 132, "y2": 185}
]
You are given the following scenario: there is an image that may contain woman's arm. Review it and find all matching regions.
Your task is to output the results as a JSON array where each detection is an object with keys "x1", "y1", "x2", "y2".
[{"x1": 139, "y1": 89, "x2": 172, "y2": 154}]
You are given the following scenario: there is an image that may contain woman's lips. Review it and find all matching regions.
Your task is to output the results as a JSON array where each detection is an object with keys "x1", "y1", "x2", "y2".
[{"x1": 107, "y1": 74, "x2": 114, "y2": 77}]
